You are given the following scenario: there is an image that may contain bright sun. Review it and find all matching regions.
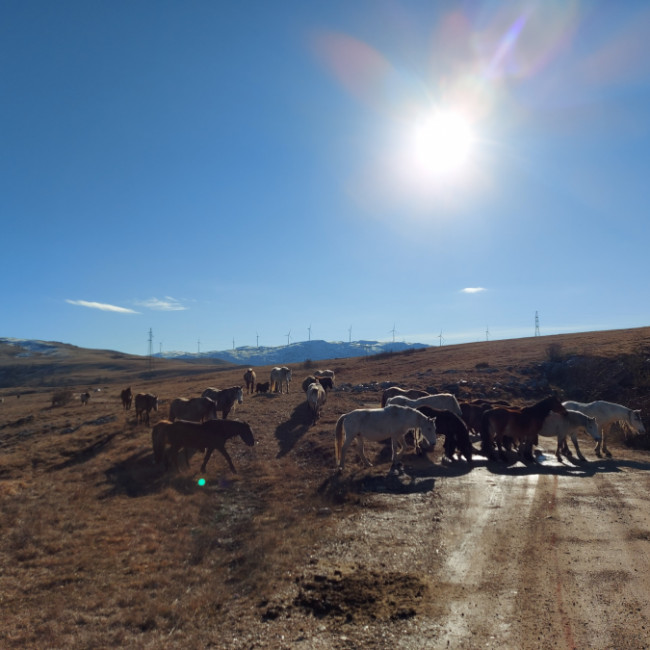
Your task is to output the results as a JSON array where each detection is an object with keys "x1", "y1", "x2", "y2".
[{"x1": 410, "y1": 109, "x2": 473, "y2": 177}]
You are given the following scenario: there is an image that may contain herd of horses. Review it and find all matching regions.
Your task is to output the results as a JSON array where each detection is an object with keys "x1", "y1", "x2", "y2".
[{"x1": 119, "y1": 364, "x2": 645, "y2": 477}]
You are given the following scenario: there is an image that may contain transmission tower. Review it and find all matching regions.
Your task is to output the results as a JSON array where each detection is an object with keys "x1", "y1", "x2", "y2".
[
  {"x1": 535, "y1": 311, "x2": 540, "y2": 336},
  {"x1": 485, "y1": 326, "x2": 490, "y2": 341},
  {"x1": 147, "y1": 328, "x2": 153, "y2": 371}
]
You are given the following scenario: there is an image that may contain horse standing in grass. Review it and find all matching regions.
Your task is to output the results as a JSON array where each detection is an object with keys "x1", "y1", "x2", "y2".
[
  {"x1": 334, "y1": 404, "x2": 437, "y2": 472},
  {"x1": 121, "y1": 387, "x2": 132, "y2": 410},
  {"x1": 169, "y1": 396, "x2": 217, "y2": 423},
  {"x1": 480, "y1": 395, "x2": 568, "y2": 461},
  {"x1": 135, "y1": 393, "x2": 158, "y2": 425},
  {"x1": 386, "y1": 392, "x2": 463, "y2": 417},
  {"x1": 80, "y1": 392, "x2": 90, "y2": 406},
  {"x1": 306, "y1": 382, "x2": 327, "y2": 425},
  {"x1": 244, "y1": 369, "x2": 256, "y2": 394},
  {"x1": 201, "y1": 386, "x2": 243, "y2": 419},
  {"x1": 381, "y1": 386, "x2": 429, "y2": 407},
  {"x1": 270, "y1": 367, "x2": 292, "y2": 393},
  {"x1": 153, "y1": 419, "x2": 255, "y2": 474},
  {"x1": 562, "y1": 400, "x2": 645, "y2": 458}
]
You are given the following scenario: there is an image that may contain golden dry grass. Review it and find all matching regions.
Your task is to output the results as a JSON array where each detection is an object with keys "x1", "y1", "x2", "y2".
[{"x1": 1, "y1": 327, "x2": 650, "y2": 647}]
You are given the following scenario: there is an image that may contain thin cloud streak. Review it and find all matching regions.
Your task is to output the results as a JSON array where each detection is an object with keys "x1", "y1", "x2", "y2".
[
  {"x1": 461, "y1": 287, "x2": 486, "y2": 294},
  {"x1": 66, "y1": 300, "x2": 139, "y2": 314},
  {"x1": 137, "y1": 297, "x2": 187, "y2": 311}
]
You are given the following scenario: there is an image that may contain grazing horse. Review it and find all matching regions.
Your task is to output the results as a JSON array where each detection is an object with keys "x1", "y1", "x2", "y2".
[
  {"x1": 243, "y1": 369, "x2": 256, "y2": 394},
  {"x1": 334, "y1": 405, "x2": 437, "y2": 471},
  {"x1": 80, "y1": 392, "x2": 90, "y2": 406},
  {"x1": 386, "y1": 393, "x2": 463, "y2": 418},
  {"x1": 562, "y1": 400, "x2": 645, "y2": 457},
  {"x1": 135, "y1": 393, "x2": 158, "y2": 425},
  {"x1": 416, "y1": 405, "x2": 474, "y2": 463},
  {"x1": 460, "y1": 399, "x2": 510, "y2": 435},
  {"x1": 169, "y1": 396, "x2": 217, "y2": 423},
  {"x1": 121, "y1": 387, "x2": 133, "y2": 410},
  {"x1": 315, "y1": 369, "x2": 335, "y2": 385},
  {"x1": 256, "y1": 381, "x2": 270, "y2": 394},
  {"x1": 154, "y1": 419, "x2": 255, "y2": 474},
  {"x1": 201, "y1": 386, "x2": 244, "y2": 419},
  {"x1": 381, "y1": 386, "x2": 429, "y2": 408},
  {"x1": 306, "y1": 382, "x2": 327, "y2": 425},
  {"x1": 539, "y1": 409, "x2": 600, "y2": 462},
  {"x1": 270, "y1": 367, "x2": 292, "y2": 393},
  {"x1": 480, "y1": 395, "x2": 568, "y2": 461}
]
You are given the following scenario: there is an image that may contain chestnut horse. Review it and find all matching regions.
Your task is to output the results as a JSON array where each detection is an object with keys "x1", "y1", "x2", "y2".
[{"x1": 480, "y1": 395, "x2": 568, "y2": 461}]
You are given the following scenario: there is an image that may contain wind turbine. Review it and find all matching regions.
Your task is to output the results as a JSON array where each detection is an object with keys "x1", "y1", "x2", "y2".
[
  {"x1": 389, "y1": 323, "x2": 397, "y2": 343},
  {"x1": 438, "y1": 330, "x2": 445, "y2": 347},
  {"x1": 286, "y1": 330, "x2": 291, "y2": 346},
  {"x1": 308, "y1": 324, "x2": 312, "y2": 342},
  {"x1": 348, "y1": 325, "x2": 352, "y2": 343}
]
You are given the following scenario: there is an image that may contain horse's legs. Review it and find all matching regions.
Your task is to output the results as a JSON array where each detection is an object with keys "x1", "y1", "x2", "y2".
[
  {"x1": 356, "y1": 435, "x2": 373, "y2": 467},
  {"x1": 570, "y1": 434, "x2": 586, "y2": 461}
]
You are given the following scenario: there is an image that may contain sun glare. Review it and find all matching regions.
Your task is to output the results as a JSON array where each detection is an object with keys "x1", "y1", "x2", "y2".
[{"x1": 410, "y1": 109, "x2": 473, "y2": 177}]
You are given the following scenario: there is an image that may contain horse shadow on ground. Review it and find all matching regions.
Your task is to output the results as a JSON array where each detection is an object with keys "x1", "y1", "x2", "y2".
[
  {"x1": 100, "y1": 448, "x2": 237, "y2": 499},
  {"x1": 475, "y1": 450, "x2": 650, "y2": 478},
  {"x1": 318, "y1": 467, "x2": 436, "y2": 505},
  {"x1": 47, "y1": 431, "x2": 120, "y2": 472},
  {"x1": 274, "y1": 401, "x2": 313, "y2": 458}
]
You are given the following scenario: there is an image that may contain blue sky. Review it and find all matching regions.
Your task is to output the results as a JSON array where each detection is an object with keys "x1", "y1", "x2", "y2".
[{"x1": 3, "y1": 1, "x2": 650, "y2": 356}]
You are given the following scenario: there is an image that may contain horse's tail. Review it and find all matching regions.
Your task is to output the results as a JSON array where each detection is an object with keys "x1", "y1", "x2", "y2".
[{"x1": 334, "y1": 414, "x2": 346, "y2": 463}]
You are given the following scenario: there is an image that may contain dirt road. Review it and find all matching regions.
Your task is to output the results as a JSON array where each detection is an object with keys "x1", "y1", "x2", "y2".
[{"x1": 248, "y1": 443, "x2": 650, "y2": 649}]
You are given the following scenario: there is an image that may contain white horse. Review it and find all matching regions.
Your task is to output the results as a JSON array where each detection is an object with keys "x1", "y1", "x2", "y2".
[
  {"x1": 306, "y1": 382, "x2": 327, "y2": 424},
  {"x1": 386, "y1": 392, "x2": 462, "y2": 417},
  {"x1": 563, "y1": 400, "x2": 645, "y2": 457},
  {"x1": 334, "y1": 404, "x2": 437, "y2": 471},
  {"x1": 539, "y1": 409, "x2": 600, "y2": 462},
  {"x1": 270, "y1": 367, "x2": 292, "y2": 393}
]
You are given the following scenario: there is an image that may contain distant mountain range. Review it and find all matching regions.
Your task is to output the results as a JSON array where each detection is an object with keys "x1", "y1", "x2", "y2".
[{"x1": 155, "y1": 339, "x2": 429, "y2": 366}]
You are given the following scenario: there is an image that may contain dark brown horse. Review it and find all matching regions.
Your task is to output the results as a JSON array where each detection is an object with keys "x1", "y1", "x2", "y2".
[
  {"x1": 152, "y1": 419, "x2": 255, "y2": 474},
  {"x1": 201, "y1": 386, "x2": 244, "y2": 419},
  {"x1": 480, "y1": 395, "x2": 568, "y2": 461},
  {"x1": 121, "y1": 386, "x2": 132, "y2": 410},
  {"x1": 417, "y1": 405, "x2": 474, "y2": 463},
  {"x1": 135, "y1": 393, "x2": 158, "y2": 425}
]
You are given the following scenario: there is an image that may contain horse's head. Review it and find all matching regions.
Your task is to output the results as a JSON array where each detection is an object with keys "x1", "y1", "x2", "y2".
[
  {"x1": 632, "y1": 410, "x2": 646, "y2": 434},
  {"x1": 153, "y1": 396, "x2": 159, "y2": 411},
  {"x1": 419, "y1": 417, "x2": 437, "y2": 449},
  {"x1": 237, "y1": 387, "x2": 244, "y2": 404},
  {"x1": 585, "y1": 416, "x2": 601, "y2": 441},
  {"x1": 548, "y1": 395, "x2": 567, "y2": 415}
]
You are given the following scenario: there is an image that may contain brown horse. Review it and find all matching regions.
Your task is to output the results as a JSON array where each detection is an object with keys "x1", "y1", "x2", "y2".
[
  {"x1": 243, "y1": 369, "x2": 256, "y2": 394},
  {"x1": 480, "y1": 395, "x2": 568, "y2": 461},
  {"x1": 169, "y1": 396, "x2": 217, "y2": 422},
  {"x1": 135, "y1": 393, "x2": 158, "y2": 425},
  {"x1": 417, "y1": 405, "x2": 474, "y2": 463},
  {"x1": 121, "y1": 386, "x2": 132, "y2": 410},
  {"x1": 201, "y1": 386, "x2": 243, "y2": 419},
  {"x1": 153, "y1": 419, "x2": 255, "y2": 474}
]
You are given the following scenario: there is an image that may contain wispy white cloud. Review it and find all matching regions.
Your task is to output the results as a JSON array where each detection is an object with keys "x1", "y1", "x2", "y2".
[
  {"x1": 66, "y1": 299, "x2": 139, "y2": 314},
  {"x1": 137, "y1": 296, "x2": 188, "y2": 311},
  {"x1": 461, "y1": 287, "x2": 486, "y2": 294}
]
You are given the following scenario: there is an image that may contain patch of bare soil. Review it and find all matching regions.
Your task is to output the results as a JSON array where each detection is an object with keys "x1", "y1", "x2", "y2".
[{"x1": 2, "y1": 327, "x2": 650, "y2": 648}]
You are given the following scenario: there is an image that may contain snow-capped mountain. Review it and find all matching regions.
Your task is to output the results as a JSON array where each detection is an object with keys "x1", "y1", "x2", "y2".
[{"x1": 155, "y1": 339, "x2": 428, "y2": 366}]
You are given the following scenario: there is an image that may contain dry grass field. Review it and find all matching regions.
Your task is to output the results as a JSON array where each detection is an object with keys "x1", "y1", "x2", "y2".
[{"x1": 2, "y1": 328, "x2": 650, "y2": 648}]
